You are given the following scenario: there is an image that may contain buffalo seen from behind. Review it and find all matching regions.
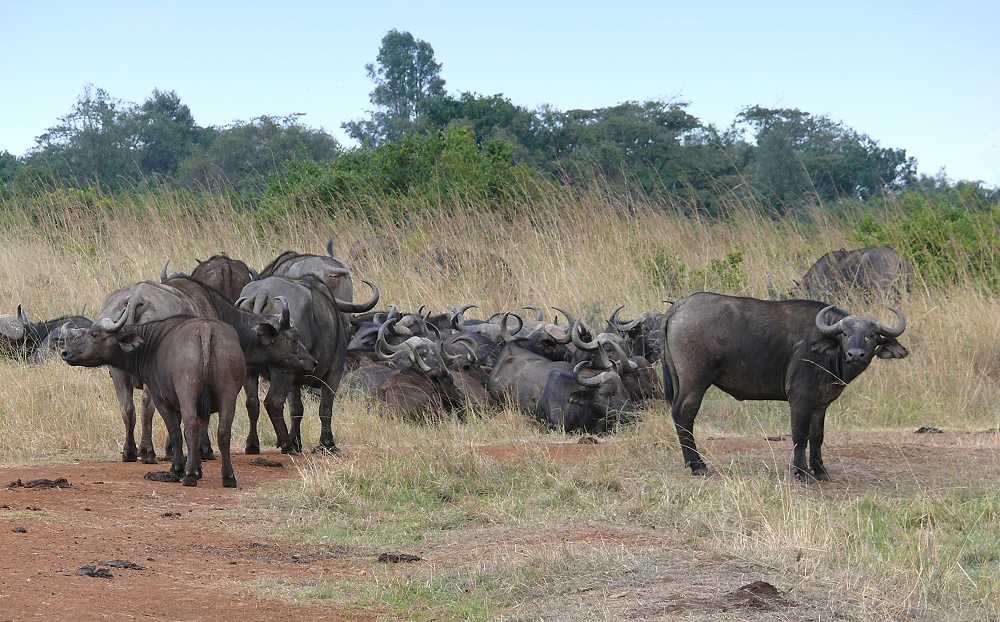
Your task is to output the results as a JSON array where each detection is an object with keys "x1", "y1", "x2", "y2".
[
  {"x1": 61, "y1": 312, "x2": 251, "y2": 487},
  {"x1": 660, "y1": 292, "x2": 908, "y2": 481}
]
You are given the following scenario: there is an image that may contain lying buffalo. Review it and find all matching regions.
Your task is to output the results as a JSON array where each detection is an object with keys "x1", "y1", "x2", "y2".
[
  {"x1": 767, "y1": 246, "x2": 913, "y2": 302},
  {"x1": 62, "y1": 313, "x2": 247, "y2": 488},
  {"x1": 661, "y1": 292, "x2": 908, "y2": 481},
  {"x1": 536, "y1": 362, "x2": 636, "y2": 434},
  {"x1": 0, "y1": 305, "x2": 92, "y2": 363}
]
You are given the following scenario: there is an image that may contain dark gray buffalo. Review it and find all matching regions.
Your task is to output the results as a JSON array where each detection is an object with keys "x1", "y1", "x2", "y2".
[
  {"x1": 162, "y1": 254, "x2": 257, "y2": 301},
  {"x1": 0, "y1": 305, "x2": 93, "y2": 363},
  {"x1": 661, "y1": 292, "x2": 908, "y2": 481},
  {"x1": 237, "y1": 276, "x2": 379, "y2": 454},
  {"x1": 767, "y1": 246, "x2": 913, "y2": 302},
  {"x1": 61, "y1": 313, "x2": 247, "y2": 488},
  {"x1": 536, "y1": 362, "x2": 636, "y2": 434}
]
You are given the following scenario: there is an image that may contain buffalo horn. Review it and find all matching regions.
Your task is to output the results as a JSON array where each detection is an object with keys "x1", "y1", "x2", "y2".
[
  {"x1": 571, "y1": 320, "x2": 599, "y2": 352},
  {"x1": 160, "y1": 260, "x2": 171, "y2": 283},
  {"x1": 252, "y1": 291, "x2": 268, "y2": 316},
  {"x1": 234, "y1": 296, "x2": 249, "y2": 309},
  {"x1": 609, "y1": 341, "x2": 638, "y2": 372},
  {"x1": 275, "y1": 296, "x2": 291, "y2": 328},
  {"x1": 498, "y1": 312, "x2": 524, "y2": 343},
  {"x1": 98, "y1": 303, "x2": 130, "y2": 332},
  {"x1": 248, "y1": 267, "x2": 260, "y2": 280},
  {"x1": 409, "y1": 342, "x2": 433, "y2": 374},
  {"x1": 451, "y1": 304, "x2": 477, "y2": 329},
  {"x1": 376, "y1": 318, "x2": 409, "y2": 354},
  {"x1": 523, "y1": 305, "x2": 545, "y2": 322},
  {"x1": 16, "y1": 304, "x2": 29, "y2": 324},
  {"x1": 815, "y1": 305, "x2": 845, "y2": 336},
  {"x1": 335, "y1": 279, "x2": 380, "y2": 313},
  {"x1": 608, "y1": 306, "x2": 641, "y2": 332},
  {"x1": 551, "y1": 306, "x2": 577, "y2": 330},
  {"x1": 572, "y1": 361, "x2": 618, "y2": 388},
  {"x1": 326, "y1": 239, "x2": 335, "y2": 257},
  {"x1": 876, "y1": 307, "x2": 906, "y2": 338}
]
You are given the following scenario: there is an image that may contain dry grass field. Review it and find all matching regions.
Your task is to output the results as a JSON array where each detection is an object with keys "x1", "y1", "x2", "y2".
[{"x1": 1, "y1": 187, "x2": 999, "y2": 620}]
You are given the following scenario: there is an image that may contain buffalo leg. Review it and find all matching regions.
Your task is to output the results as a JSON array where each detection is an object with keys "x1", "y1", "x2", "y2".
[
  {"x1": 315, "y1": 386, "x2": 339, "y2": 454},
  {"x1": 789, "y1": 395, "x2": 820, "y2": 481},
  {"x1": 110, "y1": 369, "x2": 139, "y2": 462},
  {"x1": 217, "y1": 393, "x2": 238, "y2": 488},
  {"x1": 670, "y1": 383, "x2": 710, "y2": 475},
  {"x1": 263, "y1": 373, "x2": 296, "y2": 454},
  {"x1": 181, "y1": 408, "x2": 203, "y2": 487},
  {"x1": 197, "y1": 425, "x2": 216, "y2": 461},
  {"x1": 808, "y1": 407, "x2": 830, "y2": 481},
  {"x1": 287, "y1": 388, "x2": 305, "y2": 454},
  {"x1": 157, "y1": 405, "x2": 186, "y2": 479},
  {"x1": 137, "y1": 387, "x2": 160, "y2": 463},
  {"x1": 243, "y1": 370, "x2": 262, "y2": 454}
]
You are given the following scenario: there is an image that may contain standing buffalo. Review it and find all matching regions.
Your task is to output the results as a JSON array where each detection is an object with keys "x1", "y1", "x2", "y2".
[
  {"x1": 767, "y1": 246, "x2": 913, "y2": 302},
  {"x1": 661, "y1": 292, "x2": 908, "y2": 481},
  {"x1": 62, "y1": 313, "x2": 246, "y2": 488},
  {"x1": 237, "y1": 276, "x2": 379, "y2": 454}
]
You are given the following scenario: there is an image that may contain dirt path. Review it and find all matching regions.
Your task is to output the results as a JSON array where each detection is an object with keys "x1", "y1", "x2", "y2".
[
  {"x1": 1, "y1": 431, "x2": 996, "y2": 621},
  {"x1": 0, "y1": 453, "x2": 371, "y2": 622}
]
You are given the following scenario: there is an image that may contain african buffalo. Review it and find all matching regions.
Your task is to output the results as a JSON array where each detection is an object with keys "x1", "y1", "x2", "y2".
[
  {"x1": 767, "y1": 246, "x2": 913, "y2": 302},
  {"x1": 162, "y1": 254, "x2": 257, "y2": 302},
  {"x1": 661, "y1": 292, "x2": 908, "y2": 481},
  {"x1": 0, "y1": 305, "x2": 93, "y2": 363},
  {"x1": 237, "y1": 276, "x2": 379, "y2": 454},
  {"x1": 258, "y1": 241, "x2": 353, "y2": 303},
  {"x1": 62, "y1": 313, "x2": 246, "y2": 487},
  {"x1": 605, "y1": 306, "x2": 665, "y2": 364},
  {"x1": 536, "y1": 362, "x2": 636, "y2": 434}
]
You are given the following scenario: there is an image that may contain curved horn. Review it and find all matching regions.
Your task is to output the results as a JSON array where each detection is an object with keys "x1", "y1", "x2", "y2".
[
  {"x1": 816, "y1": 305, "x2": 845, "y2": 337},
  {"x1": 248, "y1": 267, "x2": 260, "y2": 280},
  {"x1": 523, "y1": 305, "x2": 544, "y2": 322},
  {"x1": 275, "y1": 295, "x2": 291, "y2": 328},
  {"x1": 160, "y1": 260, "x2": 171, "y2": 283},
  {"x1": 608, "y1": 340, "x2": 638, "y2": 372},
  {"x1": 98, "y1": 303, "x2": 130, "y2": 332},
  {"x1": 573, "y1": 361, "x2": 618, "y2": 388},
  {"x1": 335, "y1": 279, "x2": 379, "y2": 313},
  {"x1": 551, "y1": 306, "x2": 577, "y2": 329},
  {"x1": 451, "y1": 304, "x2": 477, "y2": 329},
  {"x1": 326, "y1": 239, "x2": 335, "y2": 257},
  {"x1": 234, "y1": 296, "x2": 249, "y2": 310},
  {"x1": 376, "y1": 318, "x2": 409, "y2": 354},
  {"x1": 608, "y1": 306, "x2": 641, "y2": 332},
  {"x1": 498, "y1": 312, "x2": 524, "y2": 343},
  {"x1": 79, "y1": 303, "x2": 88, "y2": 318},
  {"x1": 16, "y1": 304, "x2": 29, "y2": 324},
  {"x1": 876, "y1": 307, "x2": 906, "y2": 338},
  {"x1": 408, "y1": 341, "x2": 433, "y2": 374},
  {"x1": 572, "y1": 320, "x2": 599, "y2": 352}
]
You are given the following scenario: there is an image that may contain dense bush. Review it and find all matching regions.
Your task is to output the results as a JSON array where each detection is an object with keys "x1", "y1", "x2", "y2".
[{"x1": 265, "y1": 127, "x2": 539, "y2": 216}]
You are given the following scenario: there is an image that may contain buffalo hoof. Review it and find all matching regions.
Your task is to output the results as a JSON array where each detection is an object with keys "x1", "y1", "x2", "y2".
[
  {"x1": 182, "y1": 474, "x2": 198, "y2": 487},
  {"x1": 312, "y1": 444, "x2": 340, "y2": 456},
  {"x1": 244, "y1": 444, "x2": 260, "y2": 455},
  {"x1": 222, "y1": 476, "x2": 238, "y2": 488},
  {"x1": 121, "y1": 452, "x2": 138, "y2": 463},
  {"x1": 139, "y1": 449, "x2": 158, "y2": 465},
  {"x1": 792, "y1": 468, "x2": 819, "y2": 483},
  {"x1": 200, "y1": 449, "x2": 217, "y2": 461},
  {"x1": 812, "y1": 470, "x2": 831, "y2": 482},
  {"x1": 280, "y1": 446, "x2": 301, "y2": 456}
]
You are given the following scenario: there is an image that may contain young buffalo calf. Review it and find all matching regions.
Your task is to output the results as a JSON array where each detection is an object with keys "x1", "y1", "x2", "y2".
[{"x1": 62, "y1": 312, "x2": 245, "y2": 487}]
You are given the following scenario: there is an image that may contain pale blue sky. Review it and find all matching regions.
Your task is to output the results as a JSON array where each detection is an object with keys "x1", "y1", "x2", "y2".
[{"x1": 1, "y1": 1, "x2": 997, "y2": 185}]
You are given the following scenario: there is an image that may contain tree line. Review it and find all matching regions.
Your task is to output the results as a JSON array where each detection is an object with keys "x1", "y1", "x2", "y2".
[{"x1": 1, "y1": 29, "x2": 995, "y2": 216}]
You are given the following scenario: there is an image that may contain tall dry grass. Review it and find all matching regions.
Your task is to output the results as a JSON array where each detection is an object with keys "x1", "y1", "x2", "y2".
[{"x1": 2, "y1": 186, "x2": 999, "y2": 618}]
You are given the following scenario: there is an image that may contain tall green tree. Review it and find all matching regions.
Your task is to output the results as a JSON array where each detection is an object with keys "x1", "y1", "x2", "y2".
[
  {"x1": 736, "y1": 106, "x2": 915, "y2": 210},
  {"x1": 343, "y1": 29, "x2": 446, "y2": 145},
  {"x1": 134, "y1": 89, "x2": 201, "y2": 178},
  {"x1": 28, "y1": 85, "x2": 139, "y2": 190}
]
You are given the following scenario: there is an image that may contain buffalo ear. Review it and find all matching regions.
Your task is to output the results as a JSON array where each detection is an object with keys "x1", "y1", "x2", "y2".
[
  {"x1": 876, "y1": 339, "x2": 909, "y2": 359},
  {"x1": 568, "y1": 387, "x2": 597, "y2": 405},
  {"x1": 253, "y1": 321, "x2": 279, "y2": 346},
  {"x1": 811, "y1": 338, "x2": 839, "y2": 355},
  {"x1": 116, "y1": 333, "x2": 145, "y2": 353}
]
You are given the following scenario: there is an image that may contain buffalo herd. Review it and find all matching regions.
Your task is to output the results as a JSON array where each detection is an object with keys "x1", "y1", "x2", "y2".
[{"x1": 1, "y1": 244, "x2": 912, "y2": 485}]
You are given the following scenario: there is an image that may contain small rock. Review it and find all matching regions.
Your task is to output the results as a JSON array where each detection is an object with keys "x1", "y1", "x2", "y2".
[
  {"x1": 249, "y1": 457, "x2": 284, "y2": 468},
  {"x1": 378, "y1": 552, "x2": 421, "y2": 563}
]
